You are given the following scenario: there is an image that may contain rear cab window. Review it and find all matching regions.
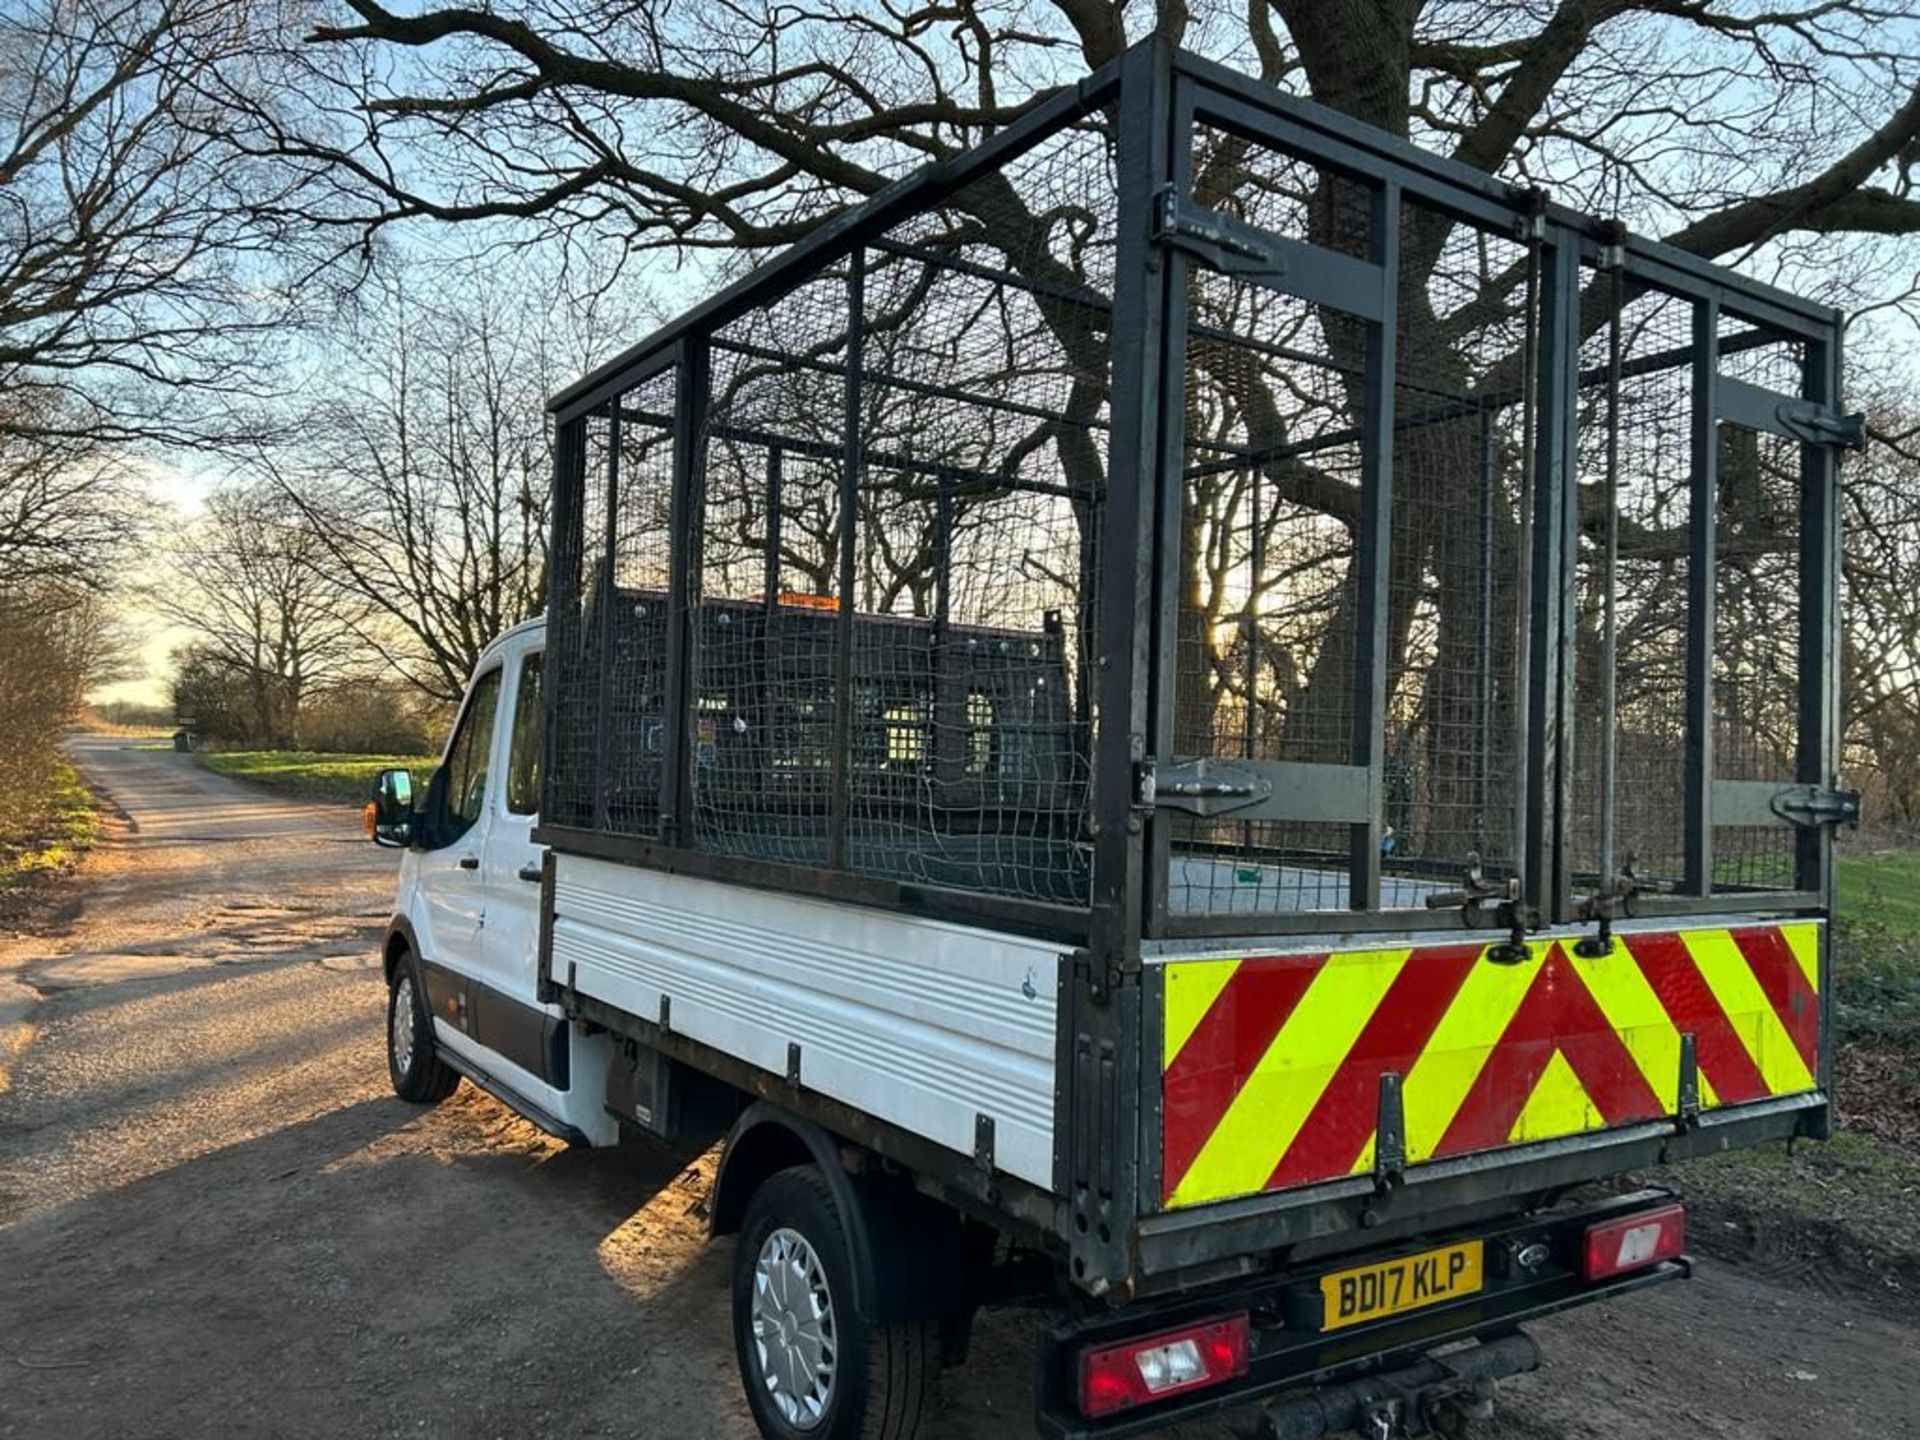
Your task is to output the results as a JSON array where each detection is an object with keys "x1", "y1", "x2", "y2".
[{"x1": 505, "y1": 653, "x2": 543, "y2": 817}]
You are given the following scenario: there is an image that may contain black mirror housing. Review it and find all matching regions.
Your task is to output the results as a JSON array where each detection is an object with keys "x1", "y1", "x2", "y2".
[{"x1": 365, "y1": 768, "x2": 416, "y2": 848}]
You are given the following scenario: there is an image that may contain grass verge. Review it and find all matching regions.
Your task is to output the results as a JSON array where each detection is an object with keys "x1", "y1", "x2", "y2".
[
  {"x1": 1634, "y1": 1128, "x2": 1920, "y2": 1316},
  {"x1": 195, "y1": 750, "x2": 436, "y2": 805},
  {"x1": 0, "y1": 754, "x2": 98, "y2": 886},
  {"x1": 1833, "y1": 847, "x2": 1920, "y2": 1052}
]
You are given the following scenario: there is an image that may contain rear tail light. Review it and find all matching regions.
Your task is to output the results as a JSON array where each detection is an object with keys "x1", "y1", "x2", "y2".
[
  {"x1": 1077, "y1": 1313, "x2": 1249, "y2": 1418},
  {"x1": 1582, "y1": 1203, "x2": 1686, "y2": 1281}
]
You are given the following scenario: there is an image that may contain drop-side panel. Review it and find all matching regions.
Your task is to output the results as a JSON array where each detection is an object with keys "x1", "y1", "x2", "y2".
[
  {"x1": 1156, "y1": 917, "x2": 1824, "y2": 1210},
  {"x1": 548, "y1": 853, "x2": 1064, "y2": 1188}
]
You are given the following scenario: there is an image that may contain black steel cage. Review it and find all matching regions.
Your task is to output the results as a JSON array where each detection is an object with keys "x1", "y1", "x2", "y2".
[{"x1": 538, "y1": 39, "x2": 1852, "y2": 955}]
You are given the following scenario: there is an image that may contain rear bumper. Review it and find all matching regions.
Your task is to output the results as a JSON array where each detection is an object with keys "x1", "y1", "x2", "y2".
[
  {"x1": 1131, "y1": 1090, "x2": 1823, "y2": 1288},
  {"x1": 1036, "y1": 1189, "x2": 1689, "y2": 1440}
]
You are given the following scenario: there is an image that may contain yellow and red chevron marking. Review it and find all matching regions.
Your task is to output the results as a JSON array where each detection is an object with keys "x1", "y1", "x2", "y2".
[{"x1": 1159, "y1": 922, "x2": 1821, "y2": 1210}]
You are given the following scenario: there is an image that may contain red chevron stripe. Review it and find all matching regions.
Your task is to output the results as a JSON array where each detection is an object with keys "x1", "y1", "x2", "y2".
[
  {"x1": 1623, "y1": 931, "x2": 1770, "y2": 1103},
  {"x1": 1264, "y1": 941, "x2": 1482, "y2": 1188},
  {"x1": 1435, "y1": 944, "x2": 1664, "y2": 1157},
  {"x1": 1732, "y1": 925, "x2": 1820, "y2": 1076},
  {"x1": 1161, "y1": 952, "x2": 1327, "y2": 1200}
]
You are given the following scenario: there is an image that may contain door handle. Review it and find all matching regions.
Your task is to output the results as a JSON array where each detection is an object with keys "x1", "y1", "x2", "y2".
[
  {"x1": 517, "y1": 864, "x2": 543, "y2": 884},
  {"x1": 457, "y1": 855, "x2": 479, "y2": 870}
]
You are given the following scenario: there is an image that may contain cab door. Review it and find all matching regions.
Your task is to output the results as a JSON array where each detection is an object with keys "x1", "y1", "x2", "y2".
[
  {"x1": 413, "y1": 664, "x2": 503, "y2": 1040},
  {"x1": 477, "y1": 644, "x2": 550, "y2": 1017}
]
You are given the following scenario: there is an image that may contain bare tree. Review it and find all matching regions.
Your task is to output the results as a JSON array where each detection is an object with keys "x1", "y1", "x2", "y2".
[
  {"x1": 155, "y1": 482, "x2": 370, "y2": 745},
  {"x1": 0, "y1": 586, "x2": 126, "y2": 850},
  {"x1": 0, "y1": 0, "x2": 306, "y2": 451},
  {"x1": 270, "y1": 259, "x2": 631, "y2": 701},
  {"x1": 0, "y1": 412, "x2": 149, "y2": 604},
  {"x1": 1841, "y1": 397, "x2": 1920, "y2": 827},
  {"x1": 242, "y1": 3, "x2": 1920, "y2": 291},
  {"x1": 231, "y1": 0, "x2": 1918, "y2": 859}
]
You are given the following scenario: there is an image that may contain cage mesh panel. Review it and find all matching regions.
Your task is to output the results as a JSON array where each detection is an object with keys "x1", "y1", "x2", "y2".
[
  {"x1": 1165, "y1": 136, "x2": 1374, "y2": 915},
  {"x1": 675, "y1": 122, "x2": 1112, "y2": 903},
  {"x1": 840, "y1": 125, "x2": 1111, "y2": 903},
  {"x1": 1385, "y1": 199, "x2": 1529, "y2": 888},
  {"x1": 1570, "y1": 287, "x2": 1694, "y2": 890},
  {"x1": 598, "y1": 376, "x2": 677, "y2": 836},
  {"x1": 1712, "y1": 327, "x2": 1804, "y2": 890},
  {"x1": 548, "y1": 409, "x2": 619, "y2": 831},
  {"x1": 1193, "y1": 125, "x2": 1372, "y2": 260},
  {"x1": 1172, "y1": 263, "x2": 1365, "y2": 915},
  {"x1": 689, "y1": 272, "x2": 852, "y2": 866}
]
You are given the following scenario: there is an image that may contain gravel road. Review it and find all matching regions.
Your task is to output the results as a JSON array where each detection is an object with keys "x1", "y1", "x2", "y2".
[{"x1": 0, "y1": 737, "x2": 1912, "y2": 1440}]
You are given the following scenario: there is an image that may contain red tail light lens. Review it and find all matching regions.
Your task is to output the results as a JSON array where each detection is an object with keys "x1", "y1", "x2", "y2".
[
  {"x1": 1583, "y1": 1203, "x2": 1686, "y2": 1281},
  {"x1": 1077, "y1": 1313, "x2": 1249, "y2": 1418}
]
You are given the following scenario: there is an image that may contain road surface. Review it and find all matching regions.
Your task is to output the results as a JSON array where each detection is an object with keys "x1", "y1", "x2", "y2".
[{"x1": 0, "y1": 737, "x2": 1912, "y2": 1439}]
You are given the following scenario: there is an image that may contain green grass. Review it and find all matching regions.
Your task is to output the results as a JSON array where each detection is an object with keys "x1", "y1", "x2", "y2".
[
  {"x1": 1836, "y1": 848, "x2": 1920, "y2": 935},
  {"x1": 0, "y1": 755, "x2": 99, "y2": 884},
  {"x1": 1635, "y1": 1128, "x2": 1920, "y2": 1305},
  {"x1": 1833, "y1": 847, "x2": 1920, "y2": 1051},
  {"x1": 196, "y1": 750, "x2": 437, "y2": 804}
]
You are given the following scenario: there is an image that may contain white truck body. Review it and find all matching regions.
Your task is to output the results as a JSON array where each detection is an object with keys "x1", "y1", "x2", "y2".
[{"x1": 389, "y1": 618, "x2": 1061, "y2": 1185}]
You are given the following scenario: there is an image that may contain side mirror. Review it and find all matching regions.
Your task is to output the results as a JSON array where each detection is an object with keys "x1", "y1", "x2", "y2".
[{"x1": 364, "y1": 768, "x2": 416, "y2": 848}]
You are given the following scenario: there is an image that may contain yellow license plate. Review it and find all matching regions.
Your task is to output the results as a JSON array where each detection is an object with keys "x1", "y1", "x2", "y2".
[{"x1": 1319, "y1": 1240, "x2": 1484, "y2": 1331}]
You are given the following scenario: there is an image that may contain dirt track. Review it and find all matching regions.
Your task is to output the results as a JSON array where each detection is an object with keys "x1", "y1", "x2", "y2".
[{"x1": 0, "y1": 737, "x2": 1913, "y2": 1440}]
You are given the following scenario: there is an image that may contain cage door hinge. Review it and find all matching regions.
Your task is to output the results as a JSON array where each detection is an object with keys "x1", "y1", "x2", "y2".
[
  {"x1": 1769, "y1": 784, "x2": 1862, "y2": 829},
  {"x1": 1774, "y1": 402, "x2": 1867, "y2": 452},
  {"x1": 1152, "y1": 188, "x2": 1287, "y2": 282},
  {"x1": 1135, "y1": 757, "x2": 1272, "y2": 818}
]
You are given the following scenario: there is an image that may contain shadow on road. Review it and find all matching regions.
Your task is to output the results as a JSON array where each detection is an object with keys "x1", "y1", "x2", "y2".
[{"x1": 0, "y1": 1086, "x2": 746, "y2": 1440}]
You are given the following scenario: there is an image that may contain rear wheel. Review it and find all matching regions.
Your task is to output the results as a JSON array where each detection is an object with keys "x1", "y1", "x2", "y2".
[
  {"x1": 387, "y1": 957, "x2": 459, "y2": 1103},
  {"x1": 732, "y1": 1166, "x2": 935, "y2": 1440}
]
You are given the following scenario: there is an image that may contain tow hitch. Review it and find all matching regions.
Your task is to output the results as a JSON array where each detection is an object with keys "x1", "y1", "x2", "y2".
[{"x1": 1260, "y1": 1333, "x2": 1540, "y2": 1440}]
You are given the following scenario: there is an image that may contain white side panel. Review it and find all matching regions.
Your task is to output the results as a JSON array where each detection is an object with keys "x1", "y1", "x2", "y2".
[{"x1": 550, "y1": 855, "x2": 1062, "y2": 1189}]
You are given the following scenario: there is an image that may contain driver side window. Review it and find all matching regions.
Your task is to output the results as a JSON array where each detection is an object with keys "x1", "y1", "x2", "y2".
[{"x1": 439, "y1": 668, "x2": 502, "y2": 844}]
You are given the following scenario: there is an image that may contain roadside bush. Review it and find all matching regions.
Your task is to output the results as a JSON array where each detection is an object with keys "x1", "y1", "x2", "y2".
[
  {"x1": 172, "y1": 645, "x2": 449, "y2": 755},
  {"x1": 1832, "y1": 914, "x2": 1920, "y2": 1053},
  {"x1": 91, "y1": 700, "x2": 174, "y2": 729},
  {"x1": 297, "y1": 684, "x2": 446, "y2": 755},
  {"x1": 0, "y1": 592, "x2": 106, "y2": 878},
  {"x1": 170, "y1": 649, "x2": 272, "y2": 746}
]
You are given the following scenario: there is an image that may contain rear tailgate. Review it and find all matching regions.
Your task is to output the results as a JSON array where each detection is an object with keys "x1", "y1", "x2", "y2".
[{"x1": 1155, "y1": 919, "x2": 1823, "y2": 1211}]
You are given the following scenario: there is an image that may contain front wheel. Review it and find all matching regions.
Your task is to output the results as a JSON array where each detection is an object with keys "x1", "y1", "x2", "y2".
[
  {"x1": 387, "y1": 958, "x2": 459, "y2": 1103},
  {"x1": 732, "y1": 1166, "x2": 935, "y2": 1440}
]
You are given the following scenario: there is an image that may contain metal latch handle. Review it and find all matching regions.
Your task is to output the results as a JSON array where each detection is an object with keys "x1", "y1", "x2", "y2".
[
  {"x1": 1774, "y1": 403, "x2": 1867, "y2": 452},
  {"x1": 1136, "y1": 758, "x2": 1273, "y2": 819},
  {"x1": 1769, "y1": 784, "x2": 1862, "y2": 828}
]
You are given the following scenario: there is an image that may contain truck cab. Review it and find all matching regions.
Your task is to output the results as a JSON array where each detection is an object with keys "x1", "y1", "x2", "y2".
[{"x1": 368, "y1": 619, "x2": 617, "y2": 1147}]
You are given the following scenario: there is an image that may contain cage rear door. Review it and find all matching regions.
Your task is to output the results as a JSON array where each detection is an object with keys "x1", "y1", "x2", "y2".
[{"x1": 1145, "y1": 119, "x2": 1552, "y2": 938}]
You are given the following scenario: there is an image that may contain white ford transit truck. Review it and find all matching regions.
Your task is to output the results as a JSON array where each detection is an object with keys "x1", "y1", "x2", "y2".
[{"x1": 365, "y1": 37, "x2": 1856, "y2": 1440}]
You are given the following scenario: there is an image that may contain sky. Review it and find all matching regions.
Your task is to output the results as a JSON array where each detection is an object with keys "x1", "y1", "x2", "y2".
[{"x1": 93, "y1": 465, "x2": 217, "y2": 710}]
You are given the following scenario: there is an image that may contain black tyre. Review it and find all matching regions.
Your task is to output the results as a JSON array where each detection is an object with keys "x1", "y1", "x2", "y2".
[
  {"x1": 387, "y1": 955, "x2": 459, "y2": 1103},
  {"x1": 732, "y1": 1165, "x2": 936, "y2": 1440}
]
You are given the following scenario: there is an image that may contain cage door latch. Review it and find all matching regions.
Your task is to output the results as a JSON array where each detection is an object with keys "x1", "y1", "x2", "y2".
[
  {"x1": 1774, "y1": 403, "x2": 1867, "y2": 452},
  {"x1": 1769, "y1": 784, "x2": 1862, "y2": 829},
  {"x1": 1152, "y1": 188, "x2": 1288, "y2": 282},
  {"x1": 1137, "y1": 757, "x2": 1272, "y2": 818}
]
